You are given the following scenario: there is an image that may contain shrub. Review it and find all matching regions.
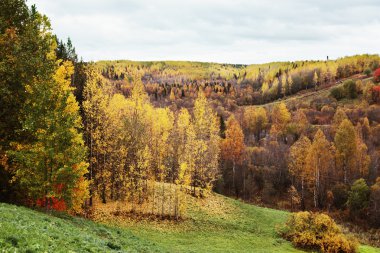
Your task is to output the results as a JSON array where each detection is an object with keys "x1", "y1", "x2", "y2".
[
  {"x1": 330, "y1": 87, "x2": 345, "y2": 100},
  {"x1": 343, "y1": 80, "x2": 358, "y2": 99},
  {"x1": 363, "y1": 68, "x2": 372, "y2": 77},
  {"x1": 347, "y1": 178, "x2": 370, "y2": 216},
  {"x1": 280, "y1": 212, "x2": 358, "y2": 253},
  {"x1": 330, "y1": 80, "x2": 358, "y2": 100}
]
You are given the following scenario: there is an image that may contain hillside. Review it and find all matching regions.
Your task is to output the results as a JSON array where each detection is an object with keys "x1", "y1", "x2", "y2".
[
  {"x1": 1, "y1": 195, "x2": 379, "y2": 252},
  {"x1": 94, "y1": 55, "x2": 380, "y2": 108},
  {"x1": 249, "y1": 74, "x2": 372, "y2": 109},
  {"x1": 2, "y1": 1, "x2": 380, "y2": 253}
]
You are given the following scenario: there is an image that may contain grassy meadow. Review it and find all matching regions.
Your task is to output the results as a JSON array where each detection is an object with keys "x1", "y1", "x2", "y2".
[{"x1": 1, "y1": 193, "x2": 379, "y2": 252}]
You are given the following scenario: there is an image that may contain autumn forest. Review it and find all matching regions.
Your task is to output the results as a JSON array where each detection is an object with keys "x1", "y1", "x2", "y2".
[{"x1": 1, "y1": 1, "x2": 380, "y2": 252}]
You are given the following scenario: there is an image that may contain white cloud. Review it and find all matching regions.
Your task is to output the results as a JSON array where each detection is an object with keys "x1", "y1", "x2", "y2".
[{"x1": 29, "y1": 0, "x2": 380, "y2": 64}]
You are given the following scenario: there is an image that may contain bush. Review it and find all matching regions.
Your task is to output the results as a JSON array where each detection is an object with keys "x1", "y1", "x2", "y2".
[
  {"x1": 363, "y1": 68, "x2": 372, "y2": 77},
  {"x1": 330, "y1": 80, "x2": 358, "y2": 100},
  {"x1": 330, "y1": 87, "x2": 345, "y2": 100},
  {"x1": 343, "y1": 80, "x2": 358, "y2": 99},
  {"x1": 347, "y1": 178, "x2": 370, "y2": 216},
  {"x1": 280, "y1": 212, "x2": 358, "y2": 253}
]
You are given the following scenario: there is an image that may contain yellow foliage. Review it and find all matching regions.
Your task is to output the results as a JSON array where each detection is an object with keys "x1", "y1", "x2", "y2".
[
  {"x1": 280, "y1": 212, "x2": 358, "y2": 253},
  {"x1": 71, "y1": 162, "x2": 90, "y2": 214}
]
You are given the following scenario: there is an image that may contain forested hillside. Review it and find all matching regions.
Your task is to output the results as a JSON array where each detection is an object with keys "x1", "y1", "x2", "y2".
[
  {"x1": 91, "y1": 56, "x2": 380, "y2": 227},
  {"x1": 95, "y1": 55, "x2": 379, "y2": 107},
  {"x1": 1, "y1": 0, "x2": 380, "y2": 252}
]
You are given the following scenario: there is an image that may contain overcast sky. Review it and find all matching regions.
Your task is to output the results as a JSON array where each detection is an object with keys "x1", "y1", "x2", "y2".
[{"x1": 29, "y1": 0, "x2": 380, "y2": 64}]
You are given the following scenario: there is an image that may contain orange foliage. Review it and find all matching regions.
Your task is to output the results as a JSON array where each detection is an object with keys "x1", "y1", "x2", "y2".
[
  {"x1": 374, "y1": 68, "x2": 380, "y2": 82},
  {"x1": 221, "y1": 115, "x2": 245, "y2": 165},
  {"x1": 36, "y1": 197, "x2": 67, "y2": 211}
]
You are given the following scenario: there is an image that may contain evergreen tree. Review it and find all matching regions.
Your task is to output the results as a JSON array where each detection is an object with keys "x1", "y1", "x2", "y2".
[{"x1": 0, "y1": 0, "x2": 55, "y2": 201}]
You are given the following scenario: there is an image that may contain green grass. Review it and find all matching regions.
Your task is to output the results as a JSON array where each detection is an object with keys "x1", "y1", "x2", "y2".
[
  {"x1": 121, "y1": 195, "x2": 302, "y2": 253},
  {"x1": 1, "y1": 193, "x2": 379, "y2": 252},
  {"x1": 0, "y1": 203, "x2": 162, "y2": 252}
]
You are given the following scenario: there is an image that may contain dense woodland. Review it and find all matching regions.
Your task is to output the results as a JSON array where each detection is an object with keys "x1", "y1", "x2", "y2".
[
  {"x1": 91, "y1": 58, "x2": 380, "y2": 227},
  {"x1": 1, "y1": 0, "x2": 380, "y2": 241}
]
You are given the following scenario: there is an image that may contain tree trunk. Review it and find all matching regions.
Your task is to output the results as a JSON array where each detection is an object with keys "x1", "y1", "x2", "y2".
[
  {"x1": 161, "y1": 182, "x2": 165, "y2": 217},
  {"x1": 343, "y1": 161, "x2": 347, "y2": 185},
  {"x1": 232, "y1": 161, "x2": 236, "y2": 197},
  {"x1": 314, "y1": 157, "x2": 321, "y2": 209},
  {"x1": 89, "y1": 126, "x2": 93, "y2": 206},
  {"x1": 44, "y1": 158, "x2": 49, "y2": 212},
  {"x1": 301, "y1": 178, "x2": 305, "y2": 210},
  {"x1": 243, "y1": 166, "x2": 246, "y2": 200},
  {"x1": 152, "y1": 181, "x2": 155, "y2": 215},
  {"x1": 314, "y1": 165, "x2": 318, "y2": 209}
]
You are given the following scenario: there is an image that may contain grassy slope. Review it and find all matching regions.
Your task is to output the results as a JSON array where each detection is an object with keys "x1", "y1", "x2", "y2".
[
  {"x1": 0, "y1": 203, "x2": 162, "y2": 252},
  {"x1": 115, "y1": 195, "x2": 301, "y2": 253},
  {"x1": 1, "y1": 193, "x2": 379, "y2": 252}
]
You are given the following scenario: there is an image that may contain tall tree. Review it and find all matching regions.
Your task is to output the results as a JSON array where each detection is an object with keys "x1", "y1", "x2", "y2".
[
  {"x1": 222, "y1": 115, "x2": 245, "y2": 195},
  {"x1": 10, "y1": 61, "x2": 89, "y2": 212},
  {"x1": 306, "y1": 129, "x2": 335, "y2": 208},
  {"x1": 82, "y1": 66, "x2": 110, "y2": 204},
  {"x1": 289, "y1": 135, "x2": 311, "y2": 209},
  {"x1": 173, "y1": 108, "x2": 193, "y2": 218},
  {"x1": 192, "y1": 91, "x2": 220, "y2": 194},
  {"x1": 334, "y1": 119, "x2": 357, "y2": 184},
  {"x1": 355, "y1": 134, "x2": 370, "y2": 180},
  {"x1": 105, "y1": 94, "x2": 129, "y2": 201},
  {"x1": 1, "y1": 2, "x2": 88, "y2": 211},
  {"x1": 0, "y1": 1, "x2": 55, "y2": 201},
  {"x1": 149, "y1": 107, "x2": 174, "y2": 215},
  {"x1": 123, "y1": 77, "x2": 152, "y2": 208},
  {"x1": 174, "y1": 108, "x2": 193, "y2": 183}
]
